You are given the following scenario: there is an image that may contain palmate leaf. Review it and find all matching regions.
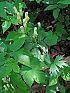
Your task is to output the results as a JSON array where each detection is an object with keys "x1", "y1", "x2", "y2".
[
  {"x1": 10, "y1": 49, "x2": 46, "y2": 87},
  {"x1": 50, "y1": 55, "x2": 68, "y2": 75},
  {"x1": 50, "y1": 64, "x2": 59, "y2": 75},
  {"x1": 54, "y1": 56, "x2": 68, "y2": 67},
  {"x1": 21, "y1": 68, "x2": 46, "y2": 87}
]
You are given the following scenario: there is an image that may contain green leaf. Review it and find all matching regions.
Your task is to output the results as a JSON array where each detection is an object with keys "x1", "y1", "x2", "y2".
[
  {"x1": 67, "y1": 37, "x2": 70, "y2": 40},
  {"x1": 0, "y1": 39, "x2": 7, "y2": 52},
  {"x1": 44, "y1": 31, "x2": 58, "y2": 46},
  {"x1": 49, "y1": 75, "x2": 58, "y2": 86},
  {"x1": 10, "y1": 73, "x2": 29, "y2": 93},
  {"x1": 54, "y1": 56, "x2": 68, "y2": 68},
  {"x1": 0, "y1": 2, "x2": 7, "y2": 19},
  {"x1": 45, "y1": 52, "x2": 51, "y2": 65},
  {"x1": 9, "y1": 15, "x2": 18, "y2": 25},
  {"x1": 24, "y1": 42, "x2": 33, "y2": 50},
  {"x1": 46, "y1": 85, "x2": 56, "y2": 93},
  {"x1": 14, "y1": 0, "x2": 26, "y2": 10},
  {"x1": 45, "y1": 4, "x2": 58, "y2": 10},
  {"x1": 37, "y1": 22, "x2": 45, "y2": 41},
  {"x1": 6, "y1": 31, "x2": 22, "y2": 41},
  {"x1": 55, "y1": 22, "x2": 65, "y2": 37},
  {"x1": 2, "y1": 21, "x2": 11, "y2": 33},
  {"x1": 58, "y1": 84, "x2": 65, "y2": 93},
  {"x1": 31, "y1": 47, "x2": 49, "y2": 69},
  {"x1": 0, "y1": 54, "x2": 5, "y2": 66},
  {"x1": 0, "y1": 66, "x2": 6, "y2": 80},
  {"x1": 18, "y1": 54, "x2": 30, "y2": 67},
  {"x1": 10, "y1": 48, "x2": 31, "y2": 60},
  {"x1": 58, "y1": 0, "x2": 70, "y2": 4},
  {"x1": 62, "y1": 66, "x2": 70, "y2": 81},
  {"x1": 10, "y1": 49, "x2": 47, "y2": 70},
  {"x1": 21, "y1": 68, "x2": 46, "y2": 87},
  {"x1": 0, "y1": 8, "x2": 7, "y2": 19},
  {"x1": 36, "y1": 0, "x2": 42, "y2": 3},
  {"x1": 4, "y1": 1, "x2": 14, "y2": 14},
  {"x1": 50, "y1": 63, "x2": 59, "y2": 75},
  {"x1": 0, "y1": 90, "x2": 6, "y2": 93},
  {"x1": 22, "y1": 2, "x2": 26, "y2": 8},
  {"x1": 5, "y1": 58, "x2": 20, "y2": 74},
  {"x1": 6, "y1": 31, "x2": 26, "y2": 51},
  {"x1": 0, "y1": 52, "x2": 6, "y2": 57},
  {"x1": 50, "y1": 55, "x2": 68, "y2": 75},
  {"x1": 58, "y1": 14, "x2": 64, "y2": 22},
  {"x1": 30, "y1": 56, "x2": 46, "y2": 70},
  {"x1": 31, "y1": 48, "x2": 43, "y2": 61},
  {"x1": 58, "y1": 4, "x2": 68, "y2": 9},
  {"x1": 10, "y1": 35, "x2": 25, "y2": 51},
  {"x1": 53, "y1": 8, "x2": 60, "y2": 19},
  {"x1": 0, "y1": 1, "x2": 14, "y2": 18}
]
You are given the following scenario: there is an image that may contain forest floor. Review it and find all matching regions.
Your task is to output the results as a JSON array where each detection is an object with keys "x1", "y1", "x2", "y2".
[{"x1": 23, "y1": 1, "x2": 70, "y2": 93}]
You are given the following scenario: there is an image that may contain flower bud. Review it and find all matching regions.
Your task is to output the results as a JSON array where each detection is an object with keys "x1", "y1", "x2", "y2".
[
  {"x1": 20, "y1": 26, "x2": 24, "y2": 33},
  {"x1": 33, "y1": 27, "x2": 38, "y2": 38},
  {"x1": 23, "y1": 12, "x2": 29, "y2": 27},
  {"x1": 13, "y1": 6, "x2": 18, "y2": 14},
  {"x1": 17, "y1": 12, "x2": 22, "y2": 24}
]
